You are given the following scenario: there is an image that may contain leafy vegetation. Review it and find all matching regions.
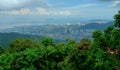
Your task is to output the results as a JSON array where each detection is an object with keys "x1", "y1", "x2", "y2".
[{"x1": 0, "y1": 11, "x2": 120, "y2": 70}]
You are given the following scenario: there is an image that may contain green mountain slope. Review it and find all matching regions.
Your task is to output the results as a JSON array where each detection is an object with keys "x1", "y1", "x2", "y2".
[{"x1": 0, "y1": 32, "x2": 41, "y2": 48}]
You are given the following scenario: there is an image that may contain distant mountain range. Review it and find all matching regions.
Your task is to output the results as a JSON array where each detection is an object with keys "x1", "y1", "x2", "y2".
[
  {"x1": 82, "y1": 22, "x2": 113, "y2": 30},
  {"x1": 0, "y1": 20, "x2": 114, "y2": 48}
]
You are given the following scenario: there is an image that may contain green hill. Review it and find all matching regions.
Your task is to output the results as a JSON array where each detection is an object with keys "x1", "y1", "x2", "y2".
[{"x1": 0, "y1": 32, "x2": 41, "y2": 48}]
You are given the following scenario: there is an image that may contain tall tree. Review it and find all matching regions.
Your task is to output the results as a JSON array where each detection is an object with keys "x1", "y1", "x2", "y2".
[
  {"x1": 114, "y1": 11, "x2": 120, "y2": 28},
  {"x1": 41, "y1": 37, "x2": 54, "y2": 46}
]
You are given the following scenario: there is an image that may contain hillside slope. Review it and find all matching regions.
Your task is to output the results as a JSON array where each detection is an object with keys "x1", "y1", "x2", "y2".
[{"x1": 0, "y1": 33, "x2": 41, "y2": 48}]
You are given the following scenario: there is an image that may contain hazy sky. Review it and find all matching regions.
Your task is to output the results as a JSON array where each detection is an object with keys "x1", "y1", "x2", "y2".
[{"x1": 0, "y1": 0, "x2": 119, "y2": 26}]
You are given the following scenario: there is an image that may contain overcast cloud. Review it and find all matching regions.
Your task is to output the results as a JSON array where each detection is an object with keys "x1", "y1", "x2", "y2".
[
  {"x1": 0, "y1": 0, "x2": 51, "y2": 10},
  {"x1": 0, "y1": 0, "x2": 119, "y2": 26}
]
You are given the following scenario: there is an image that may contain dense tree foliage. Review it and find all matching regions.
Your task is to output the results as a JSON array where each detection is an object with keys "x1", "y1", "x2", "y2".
[
  {"x1": 8, "y1": 38, "x2": 40, "y2": 53},
  {"x1": 41, "y1": 37, "x2": 54, "y2": 46},
  {"x1": 114, "y1": 11, "x2": 120, "y2": 28},
  {"x1": 0, "y1": 11, "x2": 120, "y2": 70},
  {"x1": 78, "y1": 38, "x2": 91, "y2": 51},
  {"x1": 0, "y1": 46, "x2": 4, "y2": 54}
]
